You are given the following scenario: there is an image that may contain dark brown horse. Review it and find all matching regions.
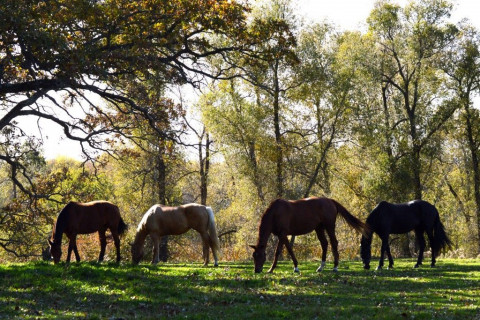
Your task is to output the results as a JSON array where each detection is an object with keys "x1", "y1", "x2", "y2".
[
  {"x1": 250, "y1": 197, "x2": 368, "y2": 273},
  {"x1": 48, "y1": 201, "x2": 127, "y2": 264}
]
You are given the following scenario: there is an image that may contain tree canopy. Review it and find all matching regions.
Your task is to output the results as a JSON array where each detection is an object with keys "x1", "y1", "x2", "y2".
[{"x1": 1, "y1": 0, "x2": 480, "y2": 261}]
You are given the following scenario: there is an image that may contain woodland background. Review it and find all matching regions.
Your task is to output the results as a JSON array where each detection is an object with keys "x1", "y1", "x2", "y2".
[{"x1": 1, "y1": 0, "x2": 480, "y2": 264}]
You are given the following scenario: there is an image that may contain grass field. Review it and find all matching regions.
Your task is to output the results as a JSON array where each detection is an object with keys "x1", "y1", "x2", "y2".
[{"x1": 0, "y1": 258, "x2": 479, "y2": 319}]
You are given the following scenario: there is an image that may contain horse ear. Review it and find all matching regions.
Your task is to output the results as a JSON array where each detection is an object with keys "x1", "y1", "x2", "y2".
[
  {"x1": 48, "y1": 239, "x2": 53, "y2": 246},
  {"x1": 249, "y1": 245, "x2": 257, "y2": 250}
]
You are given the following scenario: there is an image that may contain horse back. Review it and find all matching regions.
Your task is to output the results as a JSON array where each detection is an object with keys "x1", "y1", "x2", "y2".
[
  {"x1": 64, "y1": 201, "x2": 120, "y2": 235},
  {"x1": 368, "y1": 200, "x2": 436, "y2": 235},
  {"x1": 271, "y1": 197, "x2": 336, "y2": 235},
  {"x1": 146, "y1": 204, "x2": 197, "y2": 235}
]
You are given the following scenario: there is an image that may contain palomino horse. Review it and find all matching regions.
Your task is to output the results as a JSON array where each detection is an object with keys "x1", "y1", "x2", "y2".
[
  {"x1": 250, "y1": 197, "x2": 368, "y2": 273},
  {"x1": 131, "y1": 203, "x2": 220, "y2": 266},
  {"x1": 360, "y1": 200, "x2": 451, "y2": 270},
  {"x1": 48, "y1": 201, "x2": 127, "y2": 264}
]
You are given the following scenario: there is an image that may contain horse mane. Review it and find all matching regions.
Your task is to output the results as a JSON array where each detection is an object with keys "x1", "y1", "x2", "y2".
[
  {"x1": 52, "y1": 202, "x2": 75, "y2": 244},
  {"x1": 132, "y1": 205, "x2": 157, "y2": 250},
  {"x1": 255, "y1": 200, "x2": 278, "y2": 247}
]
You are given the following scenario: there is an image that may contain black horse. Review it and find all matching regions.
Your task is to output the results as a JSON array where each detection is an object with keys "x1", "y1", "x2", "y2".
[{"x1": 360, "y1": 200, "x2": 451, "y2": 270}]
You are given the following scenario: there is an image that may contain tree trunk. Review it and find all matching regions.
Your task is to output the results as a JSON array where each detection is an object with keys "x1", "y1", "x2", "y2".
[
  {"x1": 464, "y1": 102, "x2": 480, "y2": 253},
  {"x1": 248, "y1": 140, "x2": 265, "y2": 202},
  {"x1": 200, "y1": 133, "x2": 210, "y2": 206},
  {"x1": 273, "y1": 62, "x2": 283, "y2": 199},
  {"x1": 157, "y1": 148, "x2": 169, "y2": 262}
]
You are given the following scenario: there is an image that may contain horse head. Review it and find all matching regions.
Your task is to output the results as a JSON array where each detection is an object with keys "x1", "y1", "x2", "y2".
[
  {"x1": 131, "y1": 241, "x2": 144, "y2": 265},
  {"x1": 41, "y1": 246, "x2": 52, "y2": 261},
  {"x1": 360, "y1": 235, "x2": 372, "y2": 270},
  {"x1": 249, "y1": 245, "x2": 266, "y2": 273},
  {"x1": 48, "y1": 239, "x2": 62, "y2": 264}
]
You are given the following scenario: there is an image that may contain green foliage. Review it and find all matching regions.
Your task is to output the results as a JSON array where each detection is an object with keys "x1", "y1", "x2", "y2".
[
  {"x1": 2, "y1": 0, "x2": 480, "y2": 263},
  {"x1": 0, "y1": 260, "x2": 479, "y2": 319},
  {"x1": 0, "y1": 157, "x2": 114, "y2": 261}
]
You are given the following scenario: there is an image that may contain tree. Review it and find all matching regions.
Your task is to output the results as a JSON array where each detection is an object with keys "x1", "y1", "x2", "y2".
[
  {"x1": 0, "y1": 0, "x2": 252, "y2": 198},
  {"x1": 228, "y1": 0, "x2": 299, "y2": 198},
  {"x1": 442, "y1": 24, "x2": 480, "y2": 252},
  {"x1": 366, "y1": 0, "x2": 458, "y2": 200},
  {"x1": 201, "y1": 80, "x2": 270, "y2": 204},
  {"x1": 291, "y1": 24, "x2": 357, "y2": 198}
]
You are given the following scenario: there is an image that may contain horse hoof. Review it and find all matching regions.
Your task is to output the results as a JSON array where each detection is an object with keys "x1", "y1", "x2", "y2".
[
  {"x1": 387, "y1": 265, "x2": 393, "y2": 270},
  {"x1": 317, "y1": 261, "x2": 326, "y2": 272},
  {"x1": 430, "y1": 264, "x2": 436, "y2": 268},
  {"x1": 293, "y1": 267, "x2": 300, "y2": 273},
  {"x1": 414, "y1": 264, "x2": 420, "y2": 268},
  {"x1": 375, "y1": 266, "x2": 382, "y2": 271},
  {"x1": 332, "y1": 267, "x2": 338, "y2": 272},
  {"x1": 213, "y1": 263, "x2": 218, "y2": 267}
]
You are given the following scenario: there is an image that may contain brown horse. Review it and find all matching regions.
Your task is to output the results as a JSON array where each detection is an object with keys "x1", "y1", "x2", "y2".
[
  {"x1": 131, "y1": 203, "x2": 220, "y2": 266},
  {"x1": 48, "y1": 201, "x2": 127, "y2": 264},
  {"x1": 250, "y1": 197, "x2": 369, "y2": 273}
]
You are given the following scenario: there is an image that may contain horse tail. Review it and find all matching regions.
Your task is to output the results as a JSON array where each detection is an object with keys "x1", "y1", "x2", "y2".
[
  {"x1": 206, "y1": 207, "x2": 221, "y2": 256},
  {"x1": 118, "y1": 216, "x2": 128, "y2": 235},
  {"x1": 331, "y1": 199, "x2": 370, "y2": 237},
  {"x1": 113, "y1": 205, "x2": 128, "y2": 235},
  {"x1": 432, "y1": 210, "x2": 452, "y2": 257}
]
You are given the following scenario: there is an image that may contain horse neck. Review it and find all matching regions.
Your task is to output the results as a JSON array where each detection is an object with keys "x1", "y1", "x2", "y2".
[
  {"x1": 132, "y1": 227, "x2": 148, "y2": 250},
  {"x1": 256, "y1": 212, "x2": 273, "y2": 248},
  {"x1": 52, "y1": 204, "x2": 70, "y2": 244},
  {"x1": 52, "y1": 222, "x2": 63, "y2": 244}
]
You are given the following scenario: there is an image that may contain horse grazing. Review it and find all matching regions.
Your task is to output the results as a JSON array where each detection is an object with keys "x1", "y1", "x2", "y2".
[
  {"x1": 360, "y1": 200, "x2": 451, "y2": 270},
  {"x1": 131, "y1": 203, "x2": 220, "y2": 266},
  {"x1": 48, "y1": 201, "x2": 127, "y2": 264},
  {"x1": 250, "y1": 197, "x2": 368, "y2": 273}
]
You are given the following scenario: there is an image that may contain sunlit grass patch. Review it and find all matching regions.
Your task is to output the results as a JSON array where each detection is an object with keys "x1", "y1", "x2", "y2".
[{"x1": 0, "y1": 259, "x2": 479, "y2": 319}]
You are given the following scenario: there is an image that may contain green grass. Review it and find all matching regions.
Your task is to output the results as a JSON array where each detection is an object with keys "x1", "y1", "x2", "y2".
[{"x1": 0, "y1": 259, "x2": 479, "y2": 319}]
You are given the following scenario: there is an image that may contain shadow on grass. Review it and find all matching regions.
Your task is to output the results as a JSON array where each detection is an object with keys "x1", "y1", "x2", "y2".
[{"x1": 0, "y1": 259, "x2": 479, "y2": 319}]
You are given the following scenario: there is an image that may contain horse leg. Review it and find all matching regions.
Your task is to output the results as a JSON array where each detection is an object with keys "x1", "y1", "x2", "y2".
[
  {"x1": 281, "y1": 235, "x2": 300, "y2": 273},
  {"x1": 67, "y1": 235, "x2": 80, "y2": 263},
  {"x1": 414, "y1": 230, "x2": 426, "y2": 268},
  {"x1": 267, "y1": 237, "x2": 284, "y2": 273},
  {"x1": 326, "y1": 228, "x2": 339, "y2": 272},
  {"x1": 426, "y1": 229, "x2": 436, "y2": 267},
  {"x1": 67, "y1": 240, "x2": 74, "y2": 263},
  {"x1": 98, "y1": 230, "x2": 107, "y2": 262},
  {"x1": 73, "y1": 241, "x2": 81, "y2": 262},
  {"x1": 199, "y1": 232, "x2": 210, "y2": 266},
  {"x1": 315, "y1": 226, "x2": 328, "y2": 272},
  {"x1": 377, "y1": 236, "x2": 389, "y2": 270},
  {"x1": 111, "y1": 231, "x2": 121, "y2": 263},
  {"x1": 385, "y1": 243, "x2": 394, "y2": 269},
  {"x1": 208, "y1": 236, "x2": 218, "y2": 267},
  {"x1": 151, "y1": 234, "x2": 161, "y2": 265}
]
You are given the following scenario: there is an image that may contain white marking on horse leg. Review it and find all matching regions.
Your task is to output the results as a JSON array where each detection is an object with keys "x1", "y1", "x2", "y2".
[
  {"x1": 316, "y1": 261, "x2": 326, "y2": 272},
  {"x1": 293, "y1": 267, "x2": 300, "y2": 273}
]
